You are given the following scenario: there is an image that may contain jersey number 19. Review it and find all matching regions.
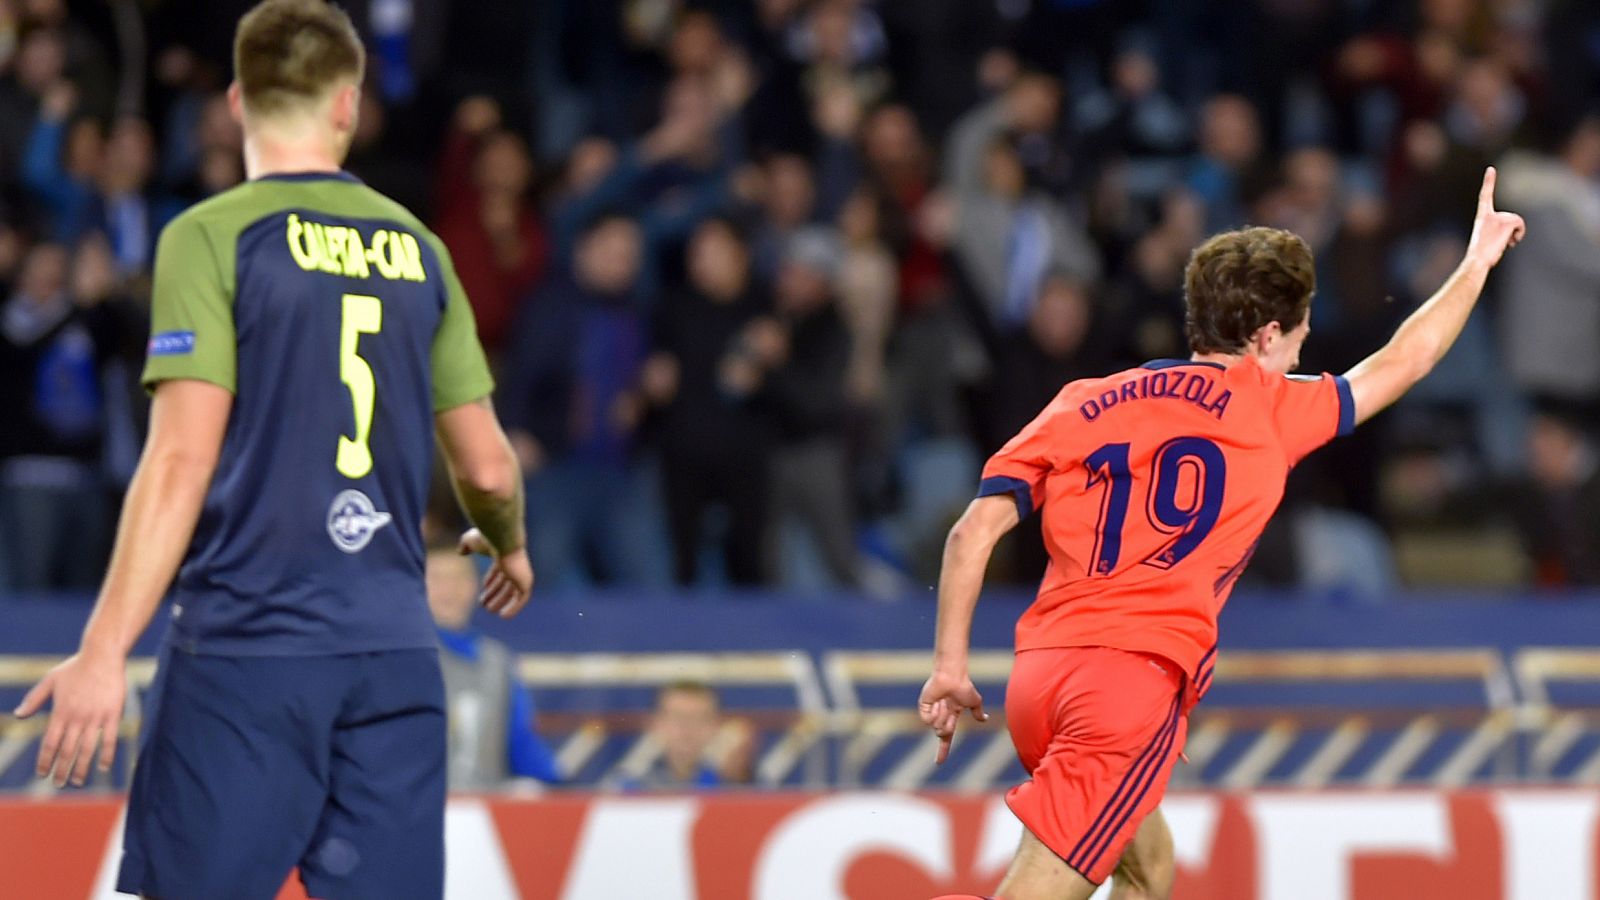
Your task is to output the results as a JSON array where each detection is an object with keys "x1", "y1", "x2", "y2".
[
  {"x1": 336, "y1": 293, "x2": 383, "y2": 479},
  {"x1": 1085, "y1": 437, "x2": 1227, "y2": 576}
]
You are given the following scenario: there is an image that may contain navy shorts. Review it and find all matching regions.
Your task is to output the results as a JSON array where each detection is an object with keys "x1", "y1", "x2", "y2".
[{"x1": 117, "y1": 645, "x2": 447, "y2": 900}]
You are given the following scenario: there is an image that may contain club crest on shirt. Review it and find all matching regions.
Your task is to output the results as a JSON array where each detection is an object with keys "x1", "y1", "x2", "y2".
[{"x1": 326, "y1": 489, "x2": 392, "y2": 553}]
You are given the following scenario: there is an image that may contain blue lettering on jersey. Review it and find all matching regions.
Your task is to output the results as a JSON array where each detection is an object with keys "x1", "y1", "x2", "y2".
[
  {"x1": 149, "y1": 330, "x2": 196, "y2": 355},
  {"x1": 1079, "y1": 371, "x2": 1234, "y2": 422}
]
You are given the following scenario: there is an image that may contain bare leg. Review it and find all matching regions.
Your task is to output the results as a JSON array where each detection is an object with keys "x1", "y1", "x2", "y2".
[
  {"x1": 1108, "y1": 810, "x2": 1175, "y2": 900},
  {"x1": 993, "y1": 827, "x2": 1101, "y2": 900}
]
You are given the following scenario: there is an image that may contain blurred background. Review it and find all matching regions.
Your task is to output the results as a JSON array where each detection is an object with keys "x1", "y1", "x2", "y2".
[{"x1": 1, "y1": 0, "x2": 1600, "y2": 898}]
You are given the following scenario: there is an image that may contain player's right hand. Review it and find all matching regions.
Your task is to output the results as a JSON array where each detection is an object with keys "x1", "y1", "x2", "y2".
[
  {"x1": 918, "y1": 670, "x2": 988, "y2": 765},
  {"x1": 1465, "y1": 166, "x2": 1526, "y2": 269},
  {"x1": 459, "y1": 528, "x2": 535, "y2": 618},
  {"x1": 13, "y1": 650, "x2": 126, "y2": 788}
]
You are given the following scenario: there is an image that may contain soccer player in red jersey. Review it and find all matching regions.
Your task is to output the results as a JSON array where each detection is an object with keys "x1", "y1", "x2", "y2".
[{"x1": 922, "y1": 168, "x2": 1525, "y2": 900}]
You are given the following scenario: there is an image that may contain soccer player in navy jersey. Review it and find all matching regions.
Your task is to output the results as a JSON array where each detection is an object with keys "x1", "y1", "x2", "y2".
[{"x1": 12, "y1": 2, "x2": 532, "y2": 896}]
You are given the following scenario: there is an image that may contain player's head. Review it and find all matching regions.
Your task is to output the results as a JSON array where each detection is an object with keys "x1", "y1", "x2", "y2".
[
  {"x1": 652, "y1": 681, "x2": 721, "y2": 771},
  {"x1": 425, "y1": 538, "x2": 479, "y2": 631},
  {"x1": 1183, "y1": 226, "x2": 1315, "y2": 374},
  {"x1": 229, "y1": 0, "x2": 364, "y2": 163}
]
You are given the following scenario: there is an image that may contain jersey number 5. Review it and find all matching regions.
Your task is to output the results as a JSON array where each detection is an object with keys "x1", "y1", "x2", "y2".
[
  {"x1": 1084, "y1": 437, "x2": 1226, "y2": 576},
  {"x1": 337, "y1": 293, "x2": 383, "y2": 479}
]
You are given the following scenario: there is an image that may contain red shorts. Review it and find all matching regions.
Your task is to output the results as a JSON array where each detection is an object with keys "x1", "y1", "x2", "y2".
[{"x1": 1004, "y1": 646, "x2": 1188, "y2": 885}]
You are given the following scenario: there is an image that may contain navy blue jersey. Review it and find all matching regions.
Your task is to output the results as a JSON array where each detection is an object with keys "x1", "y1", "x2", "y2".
[{"x1": 142, "y1": 172, "x2": 493, "y2": 654}]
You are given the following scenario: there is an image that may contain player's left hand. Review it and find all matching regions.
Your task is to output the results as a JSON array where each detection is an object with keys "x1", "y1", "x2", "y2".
[
  {"x1": 918, "y1": 669, "x2": 988, "y2": 765},
  {"x1": 13, "y1": 650, "x2": 127, "y2": 788},
  {"x1": 459, "y1": 528, "x2": 534, "y2": 618},
  {"x1": 1464, "y1": 166, "x2": 1527, "y2": 269}
]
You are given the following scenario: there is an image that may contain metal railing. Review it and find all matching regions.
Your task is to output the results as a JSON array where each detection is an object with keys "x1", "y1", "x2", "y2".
[{"x1": 0, "y1": 647, "x2": 1594, "y2": 793}]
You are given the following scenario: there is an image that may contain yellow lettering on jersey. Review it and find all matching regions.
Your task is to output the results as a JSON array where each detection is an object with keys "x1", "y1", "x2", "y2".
[
  {"x1": 398, "y1": 233, "x2": 426, "y2": 282},
  {"x1": 287, "y1": 214, "x2": 319, "y2": 271},
  {"x1": 322, "y1": 225, "x2": 346, "y2": 275},
  {"x1": 343, "y1": 228, "x2": 370, "y2": 279},
  {"x1": 283, "y1": 215, "x2": 428, "y2": 283},
  {"x1": 370, "y1": 230, "x2": 401, "y2": 280}
]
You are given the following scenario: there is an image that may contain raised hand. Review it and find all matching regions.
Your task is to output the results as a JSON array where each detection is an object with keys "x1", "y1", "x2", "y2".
[
  {"x1": 1465, "y1": 166, "x2": 1527, "y2": 269},
  {"x1": 918, "y1": 668, "x2": 988, "y2": 764}
]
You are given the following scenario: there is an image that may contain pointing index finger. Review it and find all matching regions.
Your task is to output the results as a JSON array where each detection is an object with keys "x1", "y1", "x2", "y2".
[{"x1": 1478, "y1": 166, "x2": 1497, "y2": 214}]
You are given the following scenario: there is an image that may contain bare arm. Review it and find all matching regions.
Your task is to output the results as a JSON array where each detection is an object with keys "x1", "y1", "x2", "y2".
[
  {"x1": 435, "y1": 397, "x2": 525, "y2": 555},
  {"x1": 1345, "y1": 167, "x2": 1526, "y2": 425},
  {"x1": 434, "y1": 397, "x2": 533, "y2": 616},
  {"x1": 920, "y1": 495, "x2": 1021, "y2": 762},
  {"x1": 15, "y1": 378, "x2": 231, "y2": 785}
]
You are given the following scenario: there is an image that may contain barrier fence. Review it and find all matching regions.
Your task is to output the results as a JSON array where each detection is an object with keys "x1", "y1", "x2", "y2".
[{"x1": 3, "y1": 645, "x2": 1600, "y2": 792}]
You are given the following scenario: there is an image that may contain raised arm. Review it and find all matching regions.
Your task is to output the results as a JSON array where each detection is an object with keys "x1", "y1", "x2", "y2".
[
  {"x1": 14, "y1": 378, "x2": 232, "y2": 787},
  {"x1": 919, "y1": 494, "x2": 1019, "y2": 763},
  {"x1": 1344, "y1": 167, "x2": 1525, "y2": 425},
  {"x1": 434, "y1": 397, "x2": 533, "y2": 617}
]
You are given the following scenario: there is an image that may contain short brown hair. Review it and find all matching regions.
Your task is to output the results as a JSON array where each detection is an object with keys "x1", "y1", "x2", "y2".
[
  {"x1": 657, "y1": 680, "x2": 719, "y2": 710},
  {"x1": 234, "y1": 0, "x2": 364, "y2": 116},
  {"x1": 1183, "y1": 227, "x2": 1315, "y2": 354}
]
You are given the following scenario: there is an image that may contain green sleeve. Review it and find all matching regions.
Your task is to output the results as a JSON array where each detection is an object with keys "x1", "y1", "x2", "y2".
[
  {"x1": 429, "y1": 243, "x2": 495, "y2": 411},
  {"x1": 141, "y1": 215, "x2": 237, "y2": 393}
]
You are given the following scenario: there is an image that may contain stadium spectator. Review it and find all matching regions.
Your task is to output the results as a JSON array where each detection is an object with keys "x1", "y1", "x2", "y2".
[
  {"x1": 858, "y1": 103, "x2": 944, "y2": 309},
  {"x1": 947, "y1": 129, "x2": 1100, "y2": 331},
  {"x1": 155, "y1": 61, "x2": 235, "y2": 197},
  {"x1": 647, "y1": 217, "x2": 772, "y2": 587},
  {"x1": 1073, "y1": 33, "x2": 1189, "y2": 162},
  {"x1": 747, "y1": 152, "x2": 818, "y2": 279},
  {"x1": 90, "y1": 116, "x2": 177, "y2": 275},
  {"x1": 1100, "y1": 188, "x2": 1202, "y2": 365},
  {"x1": 946, "y1": 71, "x2": 1076, "y2": 209},
  {"x1": 786, "y1": 0, "x2": 891, "y2": 114},
  {"x1": 0, "y1": 0, "x2": 1594, "y2": 595},
  {"x1": 763, "y1": 226, "x2": 858, "y2": 587},
  {"x1": 18, "y1": 0, "x2": 114, "y2": 120},
  {"x1": 341, "y1": 91, "x2": 423, "y2": 216},
  {"x1": 427, "y1": 539, "x2": 561, "y2": 789},
  {"x1": 1186, "y1": 94, "x2": 1267, "y2": 233},
  {"x1": 434, "y1": 99, "x2": 549, "y2": 357},
  {"x1": 834, "y1": 187, "x2": 895, "y2": 409},
  {"x1": 1497, "y1": 115, "x2": 1600, "y2": 409},
  {"x1": 1512, "y1": 403, "x2": 1600, "y2": 587},
  {"x1": 0, "y1": 241, "x2": 122, "y2": 589},
  {"x1": 500, "y1": 214, "x2": 665, "y2": 590},
  {"x1": 0, "y1": 27, "x2": 68, "y2": 175},
  {"x1": 553, "y1": 76, "x2": 740, "y2": 298},
  {"x1": 69, "y1": 232, "x2": 147, "y2": 484},
  {"x1": 20, "y1": 80, "x2": 98, "y2": 241},
  {"x1": 621, "y1": 680, "x2": 723, "y2": 790}
]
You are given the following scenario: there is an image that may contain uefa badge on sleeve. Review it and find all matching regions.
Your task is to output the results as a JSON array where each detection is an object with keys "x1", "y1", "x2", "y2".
[{"x1": 326, "y1": 489, "x2": 393, "y2": 553}]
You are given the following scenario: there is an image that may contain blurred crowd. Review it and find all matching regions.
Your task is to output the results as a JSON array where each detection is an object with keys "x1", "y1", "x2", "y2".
[{"x1": 3, "y1": 0, "x2": 1600, "y2": 598}]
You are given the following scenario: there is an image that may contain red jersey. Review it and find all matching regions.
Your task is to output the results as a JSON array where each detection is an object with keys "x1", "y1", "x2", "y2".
[{"x1": 980, "y1": 357, "x2": 1353, "y2": 699}]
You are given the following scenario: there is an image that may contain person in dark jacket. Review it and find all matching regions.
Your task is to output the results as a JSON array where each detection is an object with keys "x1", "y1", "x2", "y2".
[
  {"x1": 499, "y1": 214, "x2": 666, "y2": 589},
  {"x1": 1512, "y1": 401, "x2": 1600, "y2": 587},
  {"x1": 758, "y1": 226, "x2": 859, "y2": 587},
  {"x1": 644, "y1": 217, "x2": 772, "y2": 586}
]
